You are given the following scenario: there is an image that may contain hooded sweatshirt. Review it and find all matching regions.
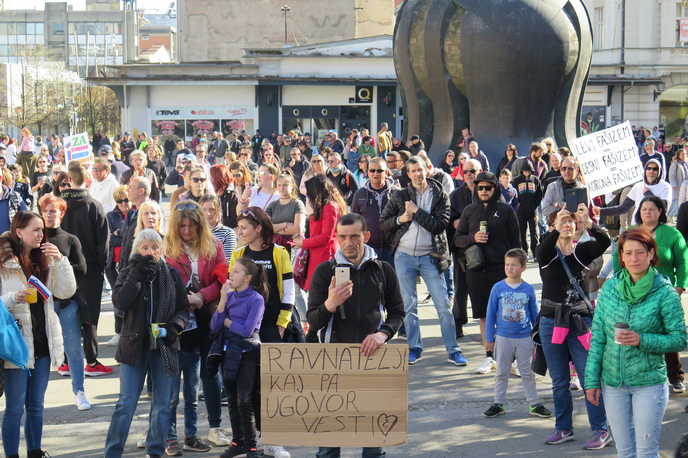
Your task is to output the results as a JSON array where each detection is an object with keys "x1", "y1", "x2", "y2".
[
  {"x1": 512, "y1": 160, "x2": 542, "y2": 215},
  {"x1": 599, "y1": 158, "x2": 672, "y2": 224},
  {"x1": 351, "y1": 178, "x2": 398, "y2": 251}
]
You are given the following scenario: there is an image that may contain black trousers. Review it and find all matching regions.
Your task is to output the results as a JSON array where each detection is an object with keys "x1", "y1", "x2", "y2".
[
  {"x1": 253, "y1": 324, "x2": 282, "y2": 432},
  {"x1": 79, "y1": 264, "x2": 104, "y2": 364},
  {"x1": 105, "y1": 265, "x2": 122, "y2": 334},
  {"x1": 224, "y1": 351, "x2": 259, "y2": 449},
  {"x1": 517, "y1": 210, "x2": 539, "y2": 257},
  {"x1": 452, "y1": 251, "x2": 468, "y2": 326}
]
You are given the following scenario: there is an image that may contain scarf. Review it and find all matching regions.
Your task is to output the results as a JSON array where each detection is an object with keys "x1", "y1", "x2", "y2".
[
  {"x1": 129, "y1": 253, "x2": 180, "y2": 377},
  {"x1": 619, "y1": 267, "x2": 655, "y2": 305},
  {"x1": 328, "y1": 166, "x2": 341, "y2": 174}
]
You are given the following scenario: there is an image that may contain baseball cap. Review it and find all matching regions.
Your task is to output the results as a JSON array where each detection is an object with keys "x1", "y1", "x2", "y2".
[
  {"x1": 183, "y1": 153, "x2": 197, "y2": 162},
  {"x1": 410, "y1": 135, "x2": 420, "y2": 141},
  {"x1": 304, "y1": 132, "x2": 311, "y2": 137},
  {"x1": 124, "y1": 131, "x2": 131, "y2": 136},
  {"x1": 98, "y1": 145, "x2": 113, "y2": 154}
]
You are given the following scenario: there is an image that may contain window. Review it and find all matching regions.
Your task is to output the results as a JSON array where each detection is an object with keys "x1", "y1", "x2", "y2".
[
  {"x1": 594, "y1": 7, "x2": 604, "y2": 50},
  {"x1": 678, "y1": 2, "x2": 688, "y2": 46},
  {"x1": 142, "y1": 35, "x2": 149, "y2": 40},
  {"x1": 53, "y1": 23, "x2": 64, "y2": 35},
  {"x1": 36, "y1": 23, "x2": 44, "y2": 34}
]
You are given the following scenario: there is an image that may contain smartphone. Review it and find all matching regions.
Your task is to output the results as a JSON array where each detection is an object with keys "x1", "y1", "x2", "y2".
[
  {"x1": 335, "y1": 267, "x2": 350, "y2": 287},
  {"x1": 564, "y1": 188, "x2": 588, "y2": 211},
  {"x1": 176, "y1": 154, "x2": 184, "y2": 168}
]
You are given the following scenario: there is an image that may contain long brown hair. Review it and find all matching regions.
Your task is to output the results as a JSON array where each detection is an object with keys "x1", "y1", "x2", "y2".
[
  {"x1": 305, "y1": 174, "x2": 346, "y2": 221},
  {"x1": 1, "y1": 212, "x2": 50, "y2": 284},
  {"x1": 234, "y1": 256, "x2": 269, "y2": 305}
]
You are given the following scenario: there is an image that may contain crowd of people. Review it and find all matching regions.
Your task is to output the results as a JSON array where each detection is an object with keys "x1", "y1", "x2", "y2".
[{"x1": 1, "y1": 124, "x2": 687, "y2": 458}]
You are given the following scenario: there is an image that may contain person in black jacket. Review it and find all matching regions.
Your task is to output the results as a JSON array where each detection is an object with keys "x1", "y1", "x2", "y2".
[
  {"x1": 105, "y1": 186, "x2": 131, "y2": 346},
  {"x1": 105, "y1": 229, "x2": 190, "y2": 458},
  {"x1": 512, "y1": 160, "x2": 543, "y2": 258},
  {"x1": 307, "y1": 213, "x2": 404, "y2": 458},
  {"x1": 325, "y1": 152, "x2": 359, "y2": 206},
  {"x1": 455, "y1": 171, "x2": 521, "y2": 375},
  {"x1": 119, "y1": 132, "x2": 137, "y2": 165},
  {"x1": 380, "y1": 156, "x2": 465, "y2": 367},
  {"x1": 117, "y1": 176, "x2": 152, "y2": 273},
  {"x1": 60, "y1": 161, "x2": 111, "y2": 376}
]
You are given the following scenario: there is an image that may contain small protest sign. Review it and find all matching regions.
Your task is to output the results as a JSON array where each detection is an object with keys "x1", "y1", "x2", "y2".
[
  {"x1": 63, "y1": 132, "x2": 91, "y2": 168},
  {"x1": 261, "y1": 343, "x2": 408, "y2": 447},
  {"x1": 569, "y1": 121, "x2": 643, "y2": 198}
]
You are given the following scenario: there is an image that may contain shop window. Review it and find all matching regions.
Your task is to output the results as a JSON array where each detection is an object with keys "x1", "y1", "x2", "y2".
[
  {"x1": 152, "y1": 119, "x2": 185, "y2": 139},
  {"x1": 53, "y1": 23, "x2": 64, "y2": 35},
  {"x1": 594, "y1": 7, "x2": 604, "y2": 50},
  {"x1": 222, "y1": 119, "x2": 254, "y2": 139},
  {"x1": 186, "y1": 119, "x2": 220, "y2": 140}
]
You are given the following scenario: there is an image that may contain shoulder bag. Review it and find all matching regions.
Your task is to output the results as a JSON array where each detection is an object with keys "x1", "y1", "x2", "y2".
[{"x1": 556, "y1": 246, "x2": 594, "y2": 313}]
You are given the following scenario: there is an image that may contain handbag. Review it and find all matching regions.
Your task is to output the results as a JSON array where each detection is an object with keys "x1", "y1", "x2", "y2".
[
  {"x1": 0, "y1": 299, "x2": 28, "y2": 369},
  {"x1": 293, "y1": 247, "x2": 309, "y2": 290},
  {"x1": 464, "y1": 244, "x2": 485, "y2": 271},
  {"x1": 181, "y1": 263, "x2": 221, "y2": 322}
]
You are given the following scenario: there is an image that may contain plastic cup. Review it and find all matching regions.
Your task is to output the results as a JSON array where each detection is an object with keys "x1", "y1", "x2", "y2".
[
  {"x1": 25, "y1": 287, "x2": 38, "y2": 304},
  {"x1": 614, "y1": 322, "x2": 630, "y2": 344}
]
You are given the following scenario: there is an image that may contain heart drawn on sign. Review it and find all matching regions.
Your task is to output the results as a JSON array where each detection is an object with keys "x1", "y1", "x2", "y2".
[{"x1": 376, "y1": 414, "x2": 398, "y2": 437}]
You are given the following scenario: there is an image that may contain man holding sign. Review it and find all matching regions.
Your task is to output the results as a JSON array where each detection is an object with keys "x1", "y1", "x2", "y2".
[{"x1": 307, "y1": 212, "x2": 405, "y2": 458}]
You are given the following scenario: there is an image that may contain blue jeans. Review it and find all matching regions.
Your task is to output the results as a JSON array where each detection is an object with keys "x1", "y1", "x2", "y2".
[
  {"x1": 539, "y1": 316, "x2": 607, "y2": 431},
  {"x1": 317, "y1": 447, "x2": 385, "y2": 458},
  {"x1": 669, "y1": 198, "x2": 679, "y2": 219},
  {"x1": 168, "y1": 349, "x2": 201, "y2": 441},
  {"x1": 602, "y1": 382, "x2": 669, "y2": 458},
  {"x1": 443, "y1": 264, "x2": 454, "y2": 297},
  {"x1": 104, "y1": 349, "x2": 176, "y2": 458},
  {"x1": 199, "y1": 326, "x2": 223, "y2": 429},
  {"x1": 294, "y1": 284, "x2": 308, "y2": 322},
  {"x1": 2, "y1": 356, "x2": 51, "y2": 456},
  {"x1": 373, "y1": 247, "x2": 394, "y2": 268},
  {"x1": 394, "y1": 250, "x2": 459, "y2": 354},
  {"x1": 54, "y1": 299, "x2": 85, "y2": 394},
  {"x1": 600, "y1": 238, "x2": 618, "y2": 280}
]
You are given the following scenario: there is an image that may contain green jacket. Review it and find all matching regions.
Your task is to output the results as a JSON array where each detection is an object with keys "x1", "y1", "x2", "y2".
[
  {"x1": 585, "y1": 269, "x2": 687, "y2": 389},
  {"x1": 612, "y1": 224, "x2": 688, "y2": 288},
  {"x1": 359, "y1": 144, "x2": 376, "y2": 159}
]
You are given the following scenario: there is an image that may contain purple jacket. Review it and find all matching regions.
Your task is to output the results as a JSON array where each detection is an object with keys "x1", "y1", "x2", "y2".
[{"x1": 210, "y1": 285, "x2": 265, "y2": 338}]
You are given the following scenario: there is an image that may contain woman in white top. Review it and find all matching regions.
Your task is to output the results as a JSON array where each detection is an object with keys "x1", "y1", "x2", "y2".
[
  {"x1": 239, "y1": 163, "x2": 280, "y2": 212},
  {"x1": 671, "y1": 148, "x2": 688, "y2": 215}
]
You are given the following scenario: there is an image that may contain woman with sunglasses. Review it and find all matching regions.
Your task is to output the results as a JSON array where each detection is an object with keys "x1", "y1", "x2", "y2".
[
  {"x1": 238, "y1": 146, "x2": 259, "y2": 178},
  {"x1": 199, "y1": 193, "x2": 237, "y2": 260},
  {"x1": 258, "y1": 146, "x2": 281, "y2": 169},
  {"x1": 145, "y1": 145, "x2": 168, "y2": 198},
  {"x1": 31, "y1": 156, "x2": 52, "y2": 202},
  {"x1": 496, "y1": 144, "x2": 518, "y2": 177},
  {"x1": 105, "y1": 186, "x2": 131, "y2": 347},
  {"x1": 177, "y1": 167, "x2": 211, "y2": 204},
  {"x1": 438, "y1": 150, "x2": 457, "y2": 175},
  {"x1": 451, "y1": 153, "x2": 471, "y2": 182},
  {"x1": 239, "y1": 163, "x2": 280, "y2": 212},
  {"x1": 52, "y1": 172, "x2": 69, "y2": 197},
  {"x1": 230, "y1": 206, "x2": 294, "y2": 458},
  {"x1": 354, "y1": 155, "x2": 370, "y2": 187},
  {"x1": 210, "y1": 164, "x2": 240, "y2": 229},
  {"x1": 164, "y1": 201, "x2": 230, "y2": 448}
]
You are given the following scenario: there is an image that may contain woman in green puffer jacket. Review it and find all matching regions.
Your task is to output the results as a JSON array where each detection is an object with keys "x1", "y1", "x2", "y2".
[{"x1": 586, "y1": 227, "x2": 687, "y2": 458}]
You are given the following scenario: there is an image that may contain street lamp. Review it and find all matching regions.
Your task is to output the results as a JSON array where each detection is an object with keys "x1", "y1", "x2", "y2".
[{"x1": 653, "y1": 81, "x2": 666, "y2": 101}]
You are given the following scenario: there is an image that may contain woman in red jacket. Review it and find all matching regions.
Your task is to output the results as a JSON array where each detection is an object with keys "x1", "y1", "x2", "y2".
[
  {"x1": 163, "y1": 200, "x2": 231, "y2": 448},
  {"x1": 293, "y1": 174, "x2": 347, "y2": 291}
]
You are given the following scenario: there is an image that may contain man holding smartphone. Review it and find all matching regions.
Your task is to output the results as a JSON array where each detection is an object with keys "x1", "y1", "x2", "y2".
[
  {"x1": 307, "y1": 213, "x2": 405, "y2": 458},
  {"x1": 542, "y1": 156, "x2": 590, "y2": 218}
]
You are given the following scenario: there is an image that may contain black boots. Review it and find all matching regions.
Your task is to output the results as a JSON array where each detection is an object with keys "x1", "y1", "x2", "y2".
[{"x1": 27, "y1": 449, "x2": 51, "y2": 458}]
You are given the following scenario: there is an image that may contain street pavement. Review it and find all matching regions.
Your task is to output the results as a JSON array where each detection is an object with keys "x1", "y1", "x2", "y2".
[{"x1": 2, "y1": 256, "x2": 688, "y2": 457}]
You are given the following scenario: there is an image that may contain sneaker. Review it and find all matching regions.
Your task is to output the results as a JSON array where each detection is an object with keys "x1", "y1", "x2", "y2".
[
  {"x1": 673, "y1": 381, "x2": 686, "y2": 393},
  {"x1": 107, "y1": 333, "x2": 120, "y2": 346},
  {"x1": 570, "y1": 375, "x2": 581, "y2": 390},
  {"x1": 246, "y1": 449, "x2": 261, "y2": 458},
  {"x1": 199, "y1": 392, "x2": 205, "y2": 401},
  {"x1": 447, "y1": 351, "x2": 468, "y2": 366},
  {"x1": 255, "y1": 431, "x2": 264, "y2": 451},
  {"x1": 221, "y1": 391, "x2": 229, "y2": 406},
  {"x1": 583, "y1": 430, "x2": 612, "y2": 450},
  {"x1": 422, "y1": 293, "x2": 432, "y2": 304},
  {"x1": 408, "y1": 348, "x2": 422, "y2": 365},
  {"x1": 545, "y1": 429, "x2": 574, "y2": 445},
  {"x1": 476, "y1": 357, "x2": 496, "y2": 374},
  {"x1": 208, "y1": 428, "x2": 230, "y2": 446},
  {"x1": 511, "y1": 361, "x2": 521, "y2": 377},
  {"x1": 218, "y1": 442, "x2": 246, "y2": 458},
  {"x1": 455, "y1": 324, "x2": 464, "y2": 338},
  {"x1": 529, "y1": 404, "x2": 553, "y2": 418},
  {"x1": 263, "y1": 445, "x2": 290, "y2": 458},
  {"x1": 484, "y1": 404, "x2": 505, "y2": 418},
  {"x1": 397, "y1": 330, "x2": 407, "y2": 341},
  {"x1": 74, "y1": 391, "x2": 91, "y2": 411},
  {"x1": 57, "y1": 363, "x2": 70, "y2": 376},
  {"x1": 85, "y1": 361, "x2": 113, "y2": 376},
  {"x1": 165, "y1": 440, "x2": 183, "y2": 456},
  {"x1": 183, "y1": 436, "x2": 212, "y2": 452},
  {"x1": 137, "y1": 431, "x2": 148, "y2": 448}
]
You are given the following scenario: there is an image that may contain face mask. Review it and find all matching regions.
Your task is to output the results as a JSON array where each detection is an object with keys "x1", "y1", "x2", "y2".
[{"x1": 329, "y1": 166, "x2": 342, "y2": 174}]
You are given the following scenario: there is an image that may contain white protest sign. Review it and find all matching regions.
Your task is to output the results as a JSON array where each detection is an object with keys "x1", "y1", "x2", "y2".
[
  {"x1": 569, "y1": 121, "x2": 643, "y2": 198},
  {"x1": 63, "y1": 132, "x2": 91, "y2": 168}
]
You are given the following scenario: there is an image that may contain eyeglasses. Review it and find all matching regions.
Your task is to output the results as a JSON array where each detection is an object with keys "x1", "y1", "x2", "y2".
[
  {"x1": 132, "y1": 158, "x2": 144, "y2": 163},
  {"x1": 386, "y1": 159, "x2": 396, "y2": 163},
  {"x1": 477, "y1": 185, "x2": 494, "y2": 191},
  {"x1": 463, "y1": 168, "x2": 477, "y2": 174},
  {"x1": 645, "y1": 142, "x2": 653, "y2": 146},
  {"x1": 92, "y1": 168, "x2": 105, "y2": 173},
  {"x1": 312, "y1": 160, "x2": 323, "y2": 164},
  {"x1": 232, "y1": 173, "x2": 242, "y2": 178},
  {"x1": 191, "y1": 177, "x2": 207, "y2": 183},
  {"x1": 560, "y1": 166, "x2": 575, "y2": 172},
  {"x1": 115, "y1": 198, "x2": 129, "y2": 204},
  {"x1": 646, "y1": 167, "x2": 659, "y2": 171},
  {"x1": 176, "y1": 202, "x2": 199, "y2": 212},
  {"x1": 368, "y1": 168, "x2": 384, "y2": 174},
  {"x1": 239, "y1": 208, "x2": 257, "y2": 220}
]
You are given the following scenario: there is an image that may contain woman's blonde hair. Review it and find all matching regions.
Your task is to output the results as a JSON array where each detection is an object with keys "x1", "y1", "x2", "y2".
[
  {"x1": 1, "y1": 168, "x2": 13, "y2": 186},
  {"x1": 259, "y1": 163, "x2": 280, "y2": 189},
  {"x1": 198, "y1": 193, "x2": 221, "y2": 226},
  {"x1": 224, "y1": 151, "x2": 237, "y2": 163},
  {"x1": 164, "y1": 200, "x2": 217, "y2": 261},
  {"x1": 135, "y1": 200, "x2": 166, "y2": 236},
  {"x1": 113, "y1": 185, "x2": 128, "y2": 201}
]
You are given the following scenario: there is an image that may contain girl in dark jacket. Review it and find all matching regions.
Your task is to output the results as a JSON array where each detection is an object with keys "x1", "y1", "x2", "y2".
[
  {"x1": 104, "y1": 229, "x2": 190, "y2": 458},
  {"x1": 211, "y1": 258, "x2": 267, "y2": 458}
]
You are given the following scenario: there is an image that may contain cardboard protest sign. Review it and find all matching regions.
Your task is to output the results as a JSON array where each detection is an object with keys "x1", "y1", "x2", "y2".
[
  {"x1": 63, "y1": 132, "x2": 91, "y2": 168},
  {"x1": 569, "y1": 121, "x2": 643, "y2": 198},
  {"x1": 261, "y1": 343, "x2": 408, "y2": 447}
]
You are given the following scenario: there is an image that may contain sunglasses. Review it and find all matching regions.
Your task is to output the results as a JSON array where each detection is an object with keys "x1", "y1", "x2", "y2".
[
  {"x1": 645, "y1": 142, "x2": 653, "y2": 146},
  {"x1": 191, "y1": 177, "x2": 207, "y2": 183},
  {"x1": 240, "y1": 153, "x2": 249, "y2": 157},
  {"x1": 312, "y1": 160, "x2": 323, "y2": 164},
  {"x1": 59, "y1": 183, "x2": 70, "y2": 188},
  {"x1": 368, "y1": 168, "x2": 384, "y2": 174},
  {"x1": 92, "y1": 168, "x2": 105, "y2": 173},
  {"x1": 115, "y1": 198, "x2": 129, "y2": 204},
  {"x1": 52, "y1": 171, "x2": 60, "y2": 175},
  {"x1": 132, "y1": 158, "x2": 144, "y2": 163},
  {"x1": 232, "y1": 173, "x2": 242, "y2": 178},
  {"x1": 239, "y1": 208, "x2": 257, "y2": 220},
  {"x1": 477, "y1": 185, "x2": 494, "y2": 191},
  {"x1": 463, "y1": 168, "x2": 477, "y2": 174},
  {"x1": 176, "y1": 202, "x2": 199, "y2": 211},
  {"x1": 560, "y1": 166, "x2": 575, "y2": 172},
  {"x1": 646, "y1": 167, "x2": 659, "y2": 171}
]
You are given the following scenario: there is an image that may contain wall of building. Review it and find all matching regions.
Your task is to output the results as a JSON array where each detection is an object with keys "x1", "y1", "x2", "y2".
[{"x1": 177, "y1": 0, "x2": 394, "y2": 62}]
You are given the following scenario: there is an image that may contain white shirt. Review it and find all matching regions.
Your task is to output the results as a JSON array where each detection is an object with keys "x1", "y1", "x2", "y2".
[
  {"x1": 249, "y1": 186, "x2": 280, "y2": 210},
  {"x1": 89, "y1": 173, "x2": 119, "y2": 214},
  {"x1": 627, "y1": 179, "x2": 672, "y2": 224}
]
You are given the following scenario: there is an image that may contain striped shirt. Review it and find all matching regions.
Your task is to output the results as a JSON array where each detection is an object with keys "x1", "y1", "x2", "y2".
[{"x1": 212, "y1": 223, "x2": 237, "y2": 260}]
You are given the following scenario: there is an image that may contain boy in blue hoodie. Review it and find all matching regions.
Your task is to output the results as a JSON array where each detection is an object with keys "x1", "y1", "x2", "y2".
[{"x1": 484, "y1": 248, "x2": 552, "y2": 418}]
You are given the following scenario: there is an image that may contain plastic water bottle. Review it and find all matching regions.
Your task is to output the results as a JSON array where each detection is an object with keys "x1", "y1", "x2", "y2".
[{"x1": 158, "y1": 327, "x2": 167, "y2": 338}]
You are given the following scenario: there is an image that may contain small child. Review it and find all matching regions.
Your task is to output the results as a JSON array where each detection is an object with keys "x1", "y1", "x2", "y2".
[
  {"x1": 483, "y1": 248, "x2": 552, "y2": 418},
  {"x1": 512, "y1": 161, "x2": 543, "y2": 259},
  {"x1": 211, "y1": 257, "x2": 267, "y2": 458},
  {"x1": 499, "y1": 169, "x2": 518, "y2": 213}
]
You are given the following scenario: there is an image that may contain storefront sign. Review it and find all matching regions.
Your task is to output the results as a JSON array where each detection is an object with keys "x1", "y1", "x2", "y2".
[
  {"x1": 152, "y1": 107, "x2": 184, "y2": 119},
  {"x1": 680, "y1": 19, "x2": 688, "y2": 42},
  {"x1": 186, "y1": 106, "x2": 219, "y2": 119},
  {"x1": 221, "y1": 106, "x2": 254, "y2": 119},
  {"x1": 569, "y1": 121, "x2": 643, "y2": 198},
  {"x1": 355, "y1": 86, "x2": 373, "y2": 104},
  {"x1": 155, "y1": 120, "x2": 182, "y2": 135},
  {"x1": 190, "y1": 120, "x2": 215, "y2": 134},
  {"x1": 261, "y1": 343, "x2": 408, "y2": 447},
  {"x1": 63, "y1": 132, "x2": 91, "y2": 168},
  {"x1": 225, "y1": 120, "x2": 247, "y2": 133}
]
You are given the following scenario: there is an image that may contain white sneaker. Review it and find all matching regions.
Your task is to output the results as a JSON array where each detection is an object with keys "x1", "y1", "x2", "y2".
[
  {"x1": 510, "y1": 361, "x2": 521, "y2": 377},
  {"x1": 107, "y1": 333, "x2": 120, "y2": 346},
  {"x1": 74, "y1": 390, "x2": 91, "y2": 410},
  {"x1": 476, "y1": 357, "x2": 496, "y2": 374},
  {"x1": 264, "y1": 445, "x2": 290, "y2": 458},
  {"x1": 255, "y1": 430, "x2": 264, "y2": 451},
  {"x1": 207, "y1": 428, "x2": 230, "y2": 446},
  {"x1": 137, "y1": 430, "x2": 148, "y2": 448}
]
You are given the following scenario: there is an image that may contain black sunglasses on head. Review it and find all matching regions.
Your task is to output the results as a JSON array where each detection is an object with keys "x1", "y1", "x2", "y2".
[{"x1": 176, "y1": 202, "x2": 199, "y2": 212}]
